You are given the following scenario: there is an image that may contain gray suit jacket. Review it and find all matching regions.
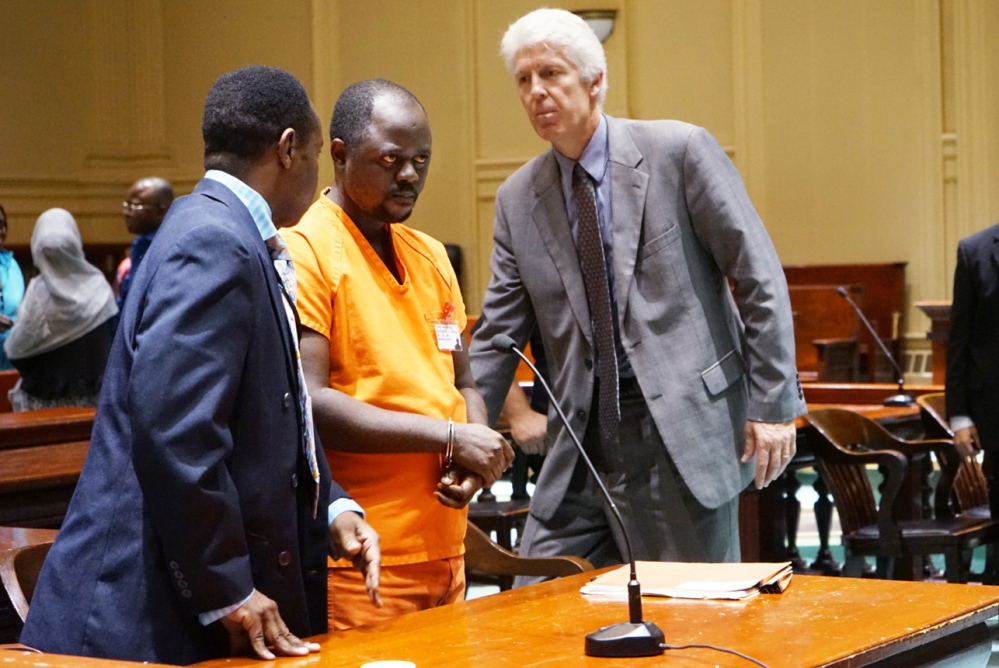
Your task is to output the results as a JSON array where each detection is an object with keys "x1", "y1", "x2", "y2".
[{"x1": 470, "y1": 117, "x2": 804, "y2": 521}]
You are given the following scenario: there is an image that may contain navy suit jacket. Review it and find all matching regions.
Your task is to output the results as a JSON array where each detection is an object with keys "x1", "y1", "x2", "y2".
[
  {"x1": 22, "y1": 178, "x2": 344, "y2": 664},
  {"x1": 946, "y1": 221, "x2": 999, "y2": 450}
]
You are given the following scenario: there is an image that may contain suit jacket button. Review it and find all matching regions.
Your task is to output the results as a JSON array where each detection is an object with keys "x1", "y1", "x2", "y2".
[
  {"x1": 169, "y1": 561, "x2": 180, "y2": 570},
  {"x1": 584, "y1": 358, "x2": 593, "y2": 370},
  {"x1": 291, "y1": 473, "x2": 298, "y2": 488},
  {"x1": 181, "y1": 589, "x2": 192, "y2": 599},
  {"x1": 173, "y1": 570, "x2": 184, "y2": 580},
  {"x1": 576, "y1": 410, "x2": 586, "y2": 421},
  {"x1": 283, "y1": 392, "x2": 292, "y2": 408},
  {"x1": 278, "y1": 551, "x2": 293, "y2": 567},
  {"x1": 177, "y1": 580, "x2": 188, "y2": 589}
]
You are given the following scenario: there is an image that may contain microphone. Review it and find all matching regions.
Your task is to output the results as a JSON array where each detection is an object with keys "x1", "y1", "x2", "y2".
[
  {"x1": 491, "y1": 334, "x2": 665, "y2": 658},
  {"x1": 836, "y1": 287, "x2": 914, "y2": 407}
]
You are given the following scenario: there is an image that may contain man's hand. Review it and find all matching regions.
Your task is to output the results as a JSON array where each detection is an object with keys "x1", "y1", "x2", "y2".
[
  {"x1": 741, "y1": 420, "x2": 797, "y2": 489},
  {"x1": 435, "y1": 468, "x2": 484, "y2": 509},
  {"x1": 220, "y1": 590, "x2": 319, "y2": 660},
  {"x1": 452, "y1": 423, "x2": 514, "y2": 486},
  {"x1": 509, "y1": 408, "x2": 549, "y2": 455},
  {"x1": 330, "y1": 512, "x2": 382, "y2": 608},
  {"x1": 954, "y1": 426, "x2": 980, "y2": 458}
]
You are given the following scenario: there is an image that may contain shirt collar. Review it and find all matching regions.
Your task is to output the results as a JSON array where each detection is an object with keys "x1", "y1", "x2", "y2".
[
  {"x1": 554, "y1": 114, "x2": 609, "y2": 184},
  {"x1": 204, "y1": 169, "x2": 276, "y2": 241}
]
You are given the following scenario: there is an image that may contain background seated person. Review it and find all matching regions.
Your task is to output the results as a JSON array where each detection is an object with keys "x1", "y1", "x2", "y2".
[
  {"x1": 0, "y1": 202, "x2": 25, "y2": 369},
  {"x1": 4, "y1": 208, "x2": 117, "y2": 411}
]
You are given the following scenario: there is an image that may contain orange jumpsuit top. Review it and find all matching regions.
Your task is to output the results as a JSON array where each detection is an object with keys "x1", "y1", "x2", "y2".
[{"x1": 282, "y1": 194, "x2": 467, "y2": 566}]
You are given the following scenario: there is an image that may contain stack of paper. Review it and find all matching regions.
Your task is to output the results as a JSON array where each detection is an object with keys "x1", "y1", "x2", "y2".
[{"x1": 580, "y1": 561, "x2": 793, "y2": 601}]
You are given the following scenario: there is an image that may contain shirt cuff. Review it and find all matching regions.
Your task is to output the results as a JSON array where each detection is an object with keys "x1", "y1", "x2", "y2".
[
  {"x1": 950, "y1": 415, "x2": 975, "y2": 433},
  {"x1": 329, "y1": 498, "x2": 365, "y2": 526},
  {"x1": 199, "y1": 590, "x2": 254, "y2": 626}
]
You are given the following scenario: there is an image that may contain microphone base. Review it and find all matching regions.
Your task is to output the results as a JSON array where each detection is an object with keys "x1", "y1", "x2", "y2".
[
  {"x1": 585, "y1": 621, "x2": 665, "y2": 657},
  {"x1": 883, "y1": 393, "x2": 915, "y2": 407}
]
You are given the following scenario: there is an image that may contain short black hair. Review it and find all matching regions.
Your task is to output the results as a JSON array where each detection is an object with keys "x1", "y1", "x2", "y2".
[
  {"x1": 202, "y1": 66, "x2": 316, "y2": 171},
  {"x1": 330, "y1": 79, "x2": 424, "y2": 147}
]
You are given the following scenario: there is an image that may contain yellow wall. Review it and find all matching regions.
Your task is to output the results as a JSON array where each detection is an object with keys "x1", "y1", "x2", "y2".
[{"x1": 3, "y1": 0, "x2": 999, "y2": 335}]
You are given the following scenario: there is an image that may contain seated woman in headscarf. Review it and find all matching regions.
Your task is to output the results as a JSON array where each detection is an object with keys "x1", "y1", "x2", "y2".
[
  {"x1": 0, "y1": 202, "x2": 26, "y2": 370},
  {"x1": 3, "y1": 208, "x2": 118, "y2": 411}
]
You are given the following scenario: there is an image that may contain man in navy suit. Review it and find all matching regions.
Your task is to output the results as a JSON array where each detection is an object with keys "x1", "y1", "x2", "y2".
[
  {"x1": 21, "y1": 66, "x2": 380, "y2": 665},
  {"x1": 947, "y1": 221, "x2": 999, "y2": 582}
]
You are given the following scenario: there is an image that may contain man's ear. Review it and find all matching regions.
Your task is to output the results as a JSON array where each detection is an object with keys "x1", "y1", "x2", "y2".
[
  {"x1": 589, "y1": 72, "x2": 603, "y2": 100},
  {"x1": 330, "y1": 138, "x2": 348, "y2": 168},
  {"x1": 277, "y1": 127, "x2": 296, "y2": 169}
]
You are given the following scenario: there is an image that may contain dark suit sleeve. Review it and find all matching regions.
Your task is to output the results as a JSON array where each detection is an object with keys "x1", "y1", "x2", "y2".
[
  {"x1": 946, "y1": 240, "x2": 975, "y2": 421},
  {"x1": 328, "y1": 478, "x2": 350, "y2": 504},
  {"x1": 128, "y1": 223, "x2": 257, "y2": 615},
  {"x1": 682, "y1": 126, "x2": 804, "y2": 422}
]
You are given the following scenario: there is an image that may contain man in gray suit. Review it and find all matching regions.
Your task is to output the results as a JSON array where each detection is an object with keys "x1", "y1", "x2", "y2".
[{"x1": 470, "y1": 8, "x2": 805, "y2": 582}]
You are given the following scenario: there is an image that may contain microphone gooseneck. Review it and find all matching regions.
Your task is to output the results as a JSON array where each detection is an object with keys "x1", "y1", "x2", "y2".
[
  {"x1": 836, "y1": 286, "x2": 913, "y2": 407},
  {"x1": 493, "y1": 336, "x2": 664, "y2": 658}
]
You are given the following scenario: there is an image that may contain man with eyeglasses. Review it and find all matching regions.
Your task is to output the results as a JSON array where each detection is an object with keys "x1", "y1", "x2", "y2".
[{"x1": 117, "y1": 177, "x2": 174, "y2": 309}]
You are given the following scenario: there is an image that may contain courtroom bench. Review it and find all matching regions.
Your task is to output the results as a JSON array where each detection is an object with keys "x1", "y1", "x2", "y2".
[{"x1": 0, "y1": 408, "x2": 95, "y2": 528}]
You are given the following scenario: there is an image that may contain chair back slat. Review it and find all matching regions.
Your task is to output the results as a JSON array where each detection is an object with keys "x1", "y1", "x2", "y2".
[{"x1": 815, "y1": 458, "x2": 878, "y2": 534}]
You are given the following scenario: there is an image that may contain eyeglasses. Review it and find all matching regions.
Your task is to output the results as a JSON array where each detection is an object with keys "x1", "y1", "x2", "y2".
[{"x1": 122, "y1": 201, "x2": 153, "y2": 211}]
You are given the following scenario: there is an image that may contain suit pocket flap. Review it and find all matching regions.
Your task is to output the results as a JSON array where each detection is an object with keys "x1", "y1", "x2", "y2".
[
  {"x1": 640, "y1": 225, "x2": 681, "y2": 259},
  {"x1": 700, "y1": 349, "x2": 746, "y2": 396}
]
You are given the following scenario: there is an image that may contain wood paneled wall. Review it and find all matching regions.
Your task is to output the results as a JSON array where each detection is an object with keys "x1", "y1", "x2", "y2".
[{"x1": 2, "y1": 0, "x2": 999, "y2": 330}]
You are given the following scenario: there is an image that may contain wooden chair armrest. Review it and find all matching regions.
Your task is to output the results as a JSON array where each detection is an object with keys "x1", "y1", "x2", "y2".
[
  {"x1": 463, "y1": 522, "x2": 592, "y2": 578},
  {"x1": 892, "y1": 438, "x2": 956, "y2": 455}
]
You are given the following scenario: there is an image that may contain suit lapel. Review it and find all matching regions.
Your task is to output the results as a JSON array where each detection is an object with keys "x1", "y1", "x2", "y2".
[
  {"x1": 531, "y1": 151, "x2": 593, "y2": 341},
  {"x1": 197, "y1": 180, "x2": 299, "y2": 382},
  {"x1": 606, "y1": 117, "x2": 649, "y2": 324}
]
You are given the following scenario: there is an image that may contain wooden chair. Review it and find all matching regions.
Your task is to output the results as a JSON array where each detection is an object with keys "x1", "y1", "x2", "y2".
[
  {"x1": 806, "y1": 409, "x2": 999, "y2": 583},
  {"x1": 463, "y1": 522, "x2": 591, "y2": 592},
  {"x1": 916, "y1": 393, "x2": 995, "y2": 581},
  {"x1": 0, "y1": 541, "x2": 53, "y2": 622},
  {"x1": 916, "y1": 393, "x2": 990, "y2": 519}
]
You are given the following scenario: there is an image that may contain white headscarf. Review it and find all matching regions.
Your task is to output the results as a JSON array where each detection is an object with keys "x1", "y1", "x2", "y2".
[{"x1": 4, "y1": 208, "x2": 118, "y2": 360}]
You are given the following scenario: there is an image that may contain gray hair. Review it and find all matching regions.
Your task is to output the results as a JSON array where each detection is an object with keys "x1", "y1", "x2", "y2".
[{"x1": 500, "y1": 8, "x2": 608, "y2": 105}]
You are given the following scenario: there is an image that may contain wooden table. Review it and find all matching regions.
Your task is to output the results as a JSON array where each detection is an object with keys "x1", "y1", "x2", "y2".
[{"x1": 2, "y1": 569, "x2": 997, "y2": 667}]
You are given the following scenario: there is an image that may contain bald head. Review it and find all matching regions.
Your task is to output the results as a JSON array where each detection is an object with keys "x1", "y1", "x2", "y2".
[{"x1": 123, "y1": 177, "x2": 174, "y2": 236}]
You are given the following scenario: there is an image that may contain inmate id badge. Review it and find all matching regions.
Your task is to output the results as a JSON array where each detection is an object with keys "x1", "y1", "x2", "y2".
[{"x1": 435, "y1": 301, "x2": 462, "y2": 352}]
